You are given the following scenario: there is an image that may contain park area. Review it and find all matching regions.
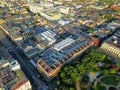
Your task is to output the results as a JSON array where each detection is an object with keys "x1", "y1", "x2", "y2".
[
  {"x1": 91, "y1": 75, "x2": 120, "y2": 90},
  {"x1": 57, "y1": 48, "x2": 120, "y2": 90},
  {"x1": 57, "y1": 48, "x2": 107, "y2": 90}
]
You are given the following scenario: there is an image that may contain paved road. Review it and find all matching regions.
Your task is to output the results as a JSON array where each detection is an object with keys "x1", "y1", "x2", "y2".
[
  {"x1": 0, "y1": 29, "x2": 48, "y2": 90},
  {"x1": 0, "y1": 29, "x2": 14, "y2": 48},
  {"x1": 8, "y1": 48, "x2": 48, "y2": 90}
]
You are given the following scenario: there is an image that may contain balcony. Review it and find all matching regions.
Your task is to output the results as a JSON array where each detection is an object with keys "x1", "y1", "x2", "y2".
[
  {"x1": 51, "y1": 64, "x2": 56, "y2": 69},
  {"x1": 67, "y1": 54, "x2": 72, "y2": 59},
  {"x1": 41, "y1": 63, "x2": 47, "y2": 68},
  {"x1": 38, "y1": 60, "x2": 44, "y2": 65},
  {"x1": 78, "y1": 47, "x2": 82, "y2": 51},
  {"x1": 59, "y1": 59, "x2": 64, "y2": 64},
  {"x1": 45, "y1": 67, "x2": 52, "y2": 73}
]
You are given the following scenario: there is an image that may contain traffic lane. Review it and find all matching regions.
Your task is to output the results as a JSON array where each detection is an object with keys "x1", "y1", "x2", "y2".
[
  {"x1": 15, "y1": 49, "x2": 39, "y2": 80},
  {"x1": 8, "y1": 49, "x2": 34, "y2": 84},
  {"x1": 15, "y1": 49, "x2": 48, "y2": 89}
]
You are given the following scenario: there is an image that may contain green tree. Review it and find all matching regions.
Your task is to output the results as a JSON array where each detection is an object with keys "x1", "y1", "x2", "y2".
[
  {"x1": 87, "y1": 29, "x2": 93, "y2": 33},
  {"x1": 103, "y1": 69, "x2": 109, "y2": 75},
  {"x1": 57, "y1": 48, "x2": 108, "y2": 90},
  {"x1": 70, "y1": 87, "x2": 75, "y2": 90},
  {"x1": 57, "y1": 81, "x2": 60, "y2": 86},
  {"x1": 116, "y1": 63, "x2": 120, "y2": 67},
  {"x1": 99, "y1": 0, "x2": 115, "y2": 4},
  {"x1": 109, "y1": 69, "x2": 116, "y2": 74}
]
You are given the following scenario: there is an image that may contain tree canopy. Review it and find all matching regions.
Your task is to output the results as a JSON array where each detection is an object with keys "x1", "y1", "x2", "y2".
[
  {"x1": 99, "y1": 0, "x2": 115, "y2": 4},
  {"x1": 57, "y1": 48, "x2": 107, "y2": 90}
]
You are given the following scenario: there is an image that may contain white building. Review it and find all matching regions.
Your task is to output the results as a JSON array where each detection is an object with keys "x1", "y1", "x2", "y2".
[
  {"x1": 101, "y1": 42, "x2": 120, "y2": 58},
  {"x1": 40, "y1": 10, "x2": 62, "y2": 20},
  {"x1": 40, "y1": 1, "x2": 53, "y2": 8},
  {"x1": 53, "y1": 1, "x2": 62, "y2": 5},
  {"x1": 38, "y1": 30, "x2": 56, "y2": 45},
  {"x1": 53, "y1": 37, "x2": 75, "y2": 51},
  {"x1": 57, "y1": 6, "x2": 70, "y2": 14},
  {"x1": 10, "y1": 60, "x2": 21, "y2": 71},
  {"x1": 29, "y1": 1, "x2": 53, "y2": 13},
  {"x1": 29, "y1": 4, "x2": 43, "y2": 13},
  {"x1": 101, "y1": 30, "x2": 120, "y2": 59}
]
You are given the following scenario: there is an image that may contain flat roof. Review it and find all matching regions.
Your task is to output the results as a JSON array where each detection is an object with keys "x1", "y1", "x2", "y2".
[
  {"x1": 53, "y1": 37, "x2": 75, "y2": 51},
  {"x1": 106, "y1": 30, "x2": 120, "y2": 47},
  {"x1": 41, "y1": 39, "x2": 90, "y2": 66},
  {"x1": 35, "y1": 26, "x2": 46, "y2": 34},
  {"x1": 0, "y1": 66, "x2": 28, "y2": 89}
]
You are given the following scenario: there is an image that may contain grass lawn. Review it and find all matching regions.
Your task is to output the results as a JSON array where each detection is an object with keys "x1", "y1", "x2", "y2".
[
  {"x1": 97, "y1": 82, "x2": 106, "y2": 90},
  {"x1": 91, "y1": 82, "x2": 106, "y2": 90},
  {"x1": 101, "y1": 76, "x2": 120, "y2": 86}
]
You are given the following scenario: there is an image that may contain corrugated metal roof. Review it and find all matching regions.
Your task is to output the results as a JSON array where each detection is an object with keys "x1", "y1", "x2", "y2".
[{"x1": 54, "y1": 37, "x2": 75, "y2": 51}]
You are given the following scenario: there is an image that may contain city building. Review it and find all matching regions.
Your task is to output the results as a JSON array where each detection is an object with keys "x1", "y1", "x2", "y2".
[
  {"x1": 58, "y1": 17, "x2": 70, "y2": 26},
  {"x1": 101, "y1": 30, "x2": 120, "y2": 58},
  {"x1": 29, "y1": 4, "x2": 43, "y2": 13},
  {"x1": 0, "y1": 25, "x2": 23, "y2": 42},
  {"x1": 0, "y1": 46, "x2": 11, "y2": 68},
  {"x1": 89, "y1": 4, "x2": 108, "y2": 10},
  {"x1": 40, "y1": 9, "x2": 62, "y2": 20},
  {"x1": 29, "y1": 1, "x2": 53, "y2": 14},
  {"x1": 0, "y1": 46, "x2": 32, "y2": 90},
  {"x1": 57, "y1": 6, "x2": 70, "y2": 14},
  {"x1": 19, "y1": 39, "x2": 41, "y2": 58},
  {"x1": 37, "y1": 35, "x2": 94, "y2": 81},
  {"x1": 1, "y1": 0, "x2": 120, "y2": 85},
  {"x1": 53, "y1": 37, "x2": 75, "y2": 51},
  {"x1": 0, "y1": 66, "x2": 32, "y2": 90},
  {"x1": 35, "y1": 29, "x2": 57, "y2": 48}
]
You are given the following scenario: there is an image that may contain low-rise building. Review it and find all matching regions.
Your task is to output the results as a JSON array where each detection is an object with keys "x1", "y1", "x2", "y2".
[
  {"x1": 0, "y1": 46, "x2": 32, "y2": 90},
  {"x1": 0, "y1": 46, "x2": 11, "y2": 68},
  {"x1": 0, "y1": 66, "x2": 32, "y2": 90},
  {"x1": 19, "y1": 40, "x2": 41, "y2": 58},
  {"x1": 40, "y1": 9, "x2": 62, "y2": 20},
  {"x1": 57, "y1": 6, "x2": 70, "y2": 14},
  {"x1": 29, "y1": 4, "x2": 43, "y2": 13},
  {"x1": 89, "y1": 3, "x2": 108, "y2": 10},
  {"x1": 35, "y1": 30, "x2": 57, "y2": 47}
]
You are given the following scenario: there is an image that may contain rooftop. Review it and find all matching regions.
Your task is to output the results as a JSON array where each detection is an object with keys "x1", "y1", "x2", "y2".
[
  {"x1": 40, "y1": 36, "x2": 91, "y2": 66},
  {"x1": 106, "y1": 30, "x2": 120, "y2": 48},
  {"x1": 53, "y1": 37, "x2": 75, "y2": 51},
  {"x1": 0, "y1": 66, "x2": 28, "y2": 90}
]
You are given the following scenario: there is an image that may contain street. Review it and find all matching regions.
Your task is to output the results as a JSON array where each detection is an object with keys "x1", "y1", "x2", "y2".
[
  {"x1": 0, "y1": 29, "x2": 49, "y2": 90},
  {"x1": 8, "y1": 48, "x2": 48, "y2": 90}
]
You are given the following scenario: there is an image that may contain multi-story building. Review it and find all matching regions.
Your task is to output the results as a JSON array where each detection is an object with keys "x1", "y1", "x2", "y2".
[
  {"x1": 37, "y1": 35, "x2": 94, "y2": 81},
  {"x1": 0, "y1": 46, "x2": 32, "y2": 90},
  {"x1": 40, "y1": 9, "x2": 62, "y2": 20},
  {"x1": 0, "y1": 66, "x2": 32, "y2": 90},
  {"x1": 29, "y1": 1, "x2": 53, "y2": 13},
  {"x1": 101, "y1": 30, "x2": 120, "y2": 58},
  {"x1": 56, "y1": 6, "x2": 70, "y2": 14},
  {"x1": 19, "y1": 39, "x2": 40, "y2": 58},
  {"x1": 0, "y1": 46, "x2": 11, "y2": 68},
  {"x1": 29, "y1": 4, "x2": 43, "y2": 13}
]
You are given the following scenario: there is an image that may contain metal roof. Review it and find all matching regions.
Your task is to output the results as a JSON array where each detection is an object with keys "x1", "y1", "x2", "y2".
[{"x1": 54, "y1": 37, "x2": 75, "y2": 51}]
